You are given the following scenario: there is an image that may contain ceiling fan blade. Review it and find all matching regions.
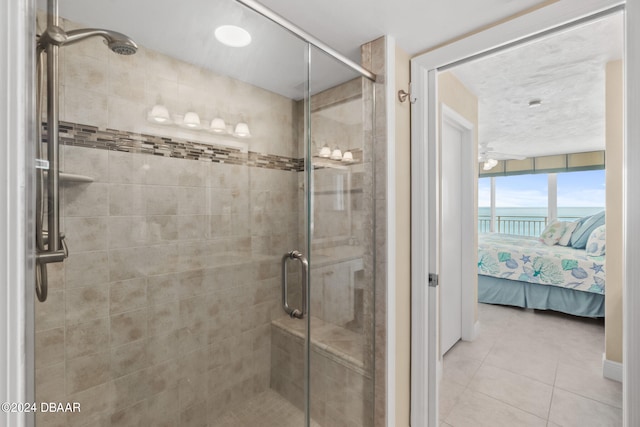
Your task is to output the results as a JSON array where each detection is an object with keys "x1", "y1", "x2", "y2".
[
  {"x1": 485, "y1": 151, "x2": 527, "y2": 161},
  {"x1": 479, "y1": 155, "x2": 526, "y2": 162}
]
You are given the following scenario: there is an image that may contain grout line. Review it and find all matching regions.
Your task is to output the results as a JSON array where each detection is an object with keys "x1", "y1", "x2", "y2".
[
  {"x1": 547, "y1": 358, "x2": 560, "y2": 422},
  {"x1": 472, "y1": 388, "x2": 548, "y2": 422},
  {"x1": 451, "y1": 304, "x2": 611, "y2": 426},
  {"x1": 553, "y1": 384, "x2": 623, "y2": 410}
]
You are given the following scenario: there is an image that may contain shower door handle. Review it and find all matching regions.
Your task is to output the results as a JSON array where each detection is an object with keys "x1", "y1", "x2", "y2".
[{"x1": 281, "y1": 250, "x2": 308, "y2": 319}]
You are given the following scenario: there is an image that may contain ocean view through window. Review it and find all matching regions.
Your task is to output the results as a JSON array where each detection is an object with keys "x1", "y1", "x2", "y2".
[{"x1": 479, "y1": 170, "x2": 605, "y2": 236}]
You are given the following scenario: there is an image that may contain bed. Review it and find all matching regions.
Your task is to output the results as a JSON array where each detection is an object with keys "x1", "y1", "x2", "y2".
[{"x1": 478, "y1": 233, "x2": 606, "y2": 317}]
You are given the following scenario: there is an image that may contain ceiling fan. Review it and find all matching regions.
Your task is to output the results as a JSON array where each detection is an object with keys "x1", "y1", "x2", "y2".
[{"x1": 478, "y1": 142, "x2": 526, "y2": 170}]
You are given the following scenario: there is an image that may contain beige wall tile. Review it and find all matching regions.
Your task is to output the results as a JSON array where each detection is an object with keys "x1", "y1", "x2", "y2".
[
  {"x1": 110, "y1": 339, "x2": 148, "y2": 379},
  {"x1": 45, "y1": 261, "x2": 65, "y2": 293},
  {"x1": 108, "y1": 215, "x2": 178, "y2": 249},
  {"x1": 66, "y1": 351, "x2": 111, "y2": 395},
  {"x1": 147, "y1": 330, "x2": 180, "y2": 366},
  {"x1": 108, "y1": 65, "x2": 146, "y2": 104},
  {"x1": 107, "y1": 94, "x2": 147, "y2": 134},
  {"x1": 62, "y1": 86, "x2": 108, "y2": 128},
  {"x1": 178, "y1": 187, "x2": 206, "y2": 215},
  {"x1": 109, "y1": 399, "x2": 148, "y2": 427},
  {"x1": 147, "y1": 301, "x2": 180, "y2": 337},
  {"x1": 64, "y1": 217, "x2": 108, "y2": 252},
  {"x1": 145, "y1": 186, "x2": 180, "y2": 215},
  {"x1": 112, "y1": 368, "x2": 151, "y2": 408},
  {"x1": 143, "y1": 155, "x2": 181, "y2": 187},
  {"x1": 63, "y1": 145, "x2": 109, "y2": 182},
  {"x1": 146, "y1": 273, "x2": 179, "y2": 305},
  {"x1": 107, "y1": 151, "x2": 147, "y2": 185},
  {"x1": 147, "y1": 360, "x2": 179, "y2": 397},
  {"x1": 64, "y1": 53, "x2": 108, "y2": 94},
  {"x1": 65, "y1": 382, "x2": 116, "y2": 427},
  {"x1": 109, "y1": 244, "x2": 180, "y2": 281},
  {"x1": 108, "y1": 184, "x2": 145, "y2": 216},
  {"x1": 66, "y1": 317, "x2": 109, "y2": 359},
  {"x1": 65, "y1": 286, "x2": 109, "y2": 324},
  {"x1": 35, "y1": 328, "x2": 65, "y2": 369},
  {"x1": 65, "y1": 250, "x2": 110, "y2": 288},
  {"x1": 147, "y1": 387, "x2": 180, "y2": 427},
  {"x1": 64, "y1": 182, "x2": 109, "y2": 217},
  {"x1": 180, "y1": 400, "x2": 207, "y2": 427},
  {"x1": 110, "y1": 308, "x2": 148, "y2": 346},
  {"x1": 35, "y1": 290, "x2": 65, "y2": 332},
  {"x1": 177, "y1": 215, "x2": 207, "y2": 240},
  {"x1": 35, "y1": 361, "x2": 65, "y2": 404},
  {"x1": 110, "y1": 277, "x2": 147, "y2": 315}
]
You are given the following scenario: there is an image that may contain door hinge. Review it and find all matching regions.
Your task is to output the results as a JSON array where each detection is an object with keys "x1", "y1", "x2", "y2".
[{"x1": 428, "y1": 273, "x2": 439, "y2": 287}]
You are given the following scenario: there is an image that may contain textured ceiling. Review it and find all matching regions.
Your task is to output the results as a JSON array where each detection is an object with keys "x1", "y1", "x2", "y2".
[{"x1": 450, "y1": 14, "x2": 623, "y2": 158}]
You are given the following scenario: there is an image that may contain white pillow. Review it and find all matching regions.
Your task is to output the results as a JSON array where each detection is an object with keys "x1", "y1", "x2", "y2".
[
  {"x1": 586, "y1": 224, "x2": 606, "y2": 256},
  {"x1": 539, "y1": 221, "x2": 568, "y2": 246},
  {"x1": 558, "y1": 220, "x2": 580, "y2": 246}
]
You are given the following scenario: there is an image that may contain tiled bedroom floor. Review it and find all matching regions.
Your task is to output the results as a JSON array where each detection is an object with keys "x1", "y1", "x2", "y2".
[{"x1": 440, "y1": 303, "x2": 622, "y2": 427}]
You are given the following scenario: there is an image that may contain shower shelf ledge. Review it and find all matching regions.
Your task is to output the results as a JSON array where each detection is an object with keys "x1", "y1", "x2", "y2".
[{"x1": 43, "y1": 171, "x2": 94, "y2": 183}]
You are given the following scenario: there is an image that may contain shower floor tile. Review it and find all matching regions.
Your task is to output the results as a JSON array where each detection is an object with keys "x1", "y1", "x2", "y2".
[{"x1": 214, "y1": 389, "x2": 321, "y2": 427}]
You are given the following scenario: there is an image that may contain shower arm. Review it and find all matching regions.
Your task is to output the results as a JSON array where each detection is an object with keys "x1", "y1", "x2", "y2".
[{"x1": 39, "y1": 27, "x2": 137, "y2": 50}]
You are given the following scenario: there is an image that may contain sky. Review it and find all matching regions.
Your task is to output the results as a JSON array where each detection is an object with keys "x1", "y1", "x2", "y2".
[{"x1": 478, "y1": 170, "x2": 605, "y2": 207}]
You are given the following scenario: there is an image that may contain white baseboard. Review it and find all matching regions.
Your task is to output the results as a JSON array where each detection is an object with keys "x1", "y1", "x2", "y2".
[
  {"x1": 473, "y1": 320, "x2": 480, "y2": 341},
  {"x1": 462, "y1": 321, "x2": 480, "y2": 342},
  {"x1": 602, "y1": 354, "x2": 623, "y2": 383}
]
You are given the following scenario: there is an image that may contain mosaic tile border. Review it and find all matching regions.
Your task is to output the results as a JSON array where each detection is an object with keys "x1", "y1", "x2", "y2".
[
  {"x1": 42, "y1": 121, "x2": 304, "y2": 172},
  {"x1": 42, "y1": 121, "x2": 364, "y2": 172}
]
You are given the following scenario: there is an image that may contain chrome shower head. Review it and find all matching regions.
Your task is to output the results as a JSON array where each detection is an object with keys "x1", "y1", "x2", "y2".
[
  {"x1": 65, "y1": 28, "x2": 138, "y2": 55},
  {"x1": 108, "y1": 40, "x2": 137, "y2": 56},
  {"x1": 39, "y1": 27, "x2": 138, "y2": 55}
]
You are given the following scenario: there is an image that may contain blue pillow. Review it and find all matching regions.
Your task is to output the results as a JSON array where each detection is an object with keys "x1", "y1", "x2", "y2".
[
  {"x1": 570, "y1": 210, "x2": 605, "y2": 249},
  {"x1": 586, "y1": 225, "x2": 606, "y2": 256}
]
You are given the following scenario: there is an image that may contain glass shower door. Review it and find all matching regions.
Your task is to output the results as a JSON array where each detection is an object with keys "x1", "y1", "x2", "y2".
[
  {"x1": 307, "y1": 47, "x2": 376, "y2": 426},
  {"x1": 31, "y1": 1, "x2": 320, "y2": 426}
]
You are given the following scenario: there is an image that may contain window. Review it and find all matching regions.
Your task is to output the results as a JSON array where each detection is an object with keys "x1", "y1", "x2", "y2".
[
  {"x1": 478, "y1": 177, "x2": 491, "y2": 232},
  {"x1": 557, "y1": 170, "x2": 606, "y2": 220},
  {"x1": 493, "y1": 174, "x2": 548, "y2": 235},
  {"x1": 478, "y1": 170, "x2": 606, "y2": 236}
]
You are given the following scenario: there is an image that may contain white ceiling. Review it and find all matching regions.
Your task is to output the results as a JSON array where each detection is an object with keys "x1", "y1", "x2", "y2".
[
  {"x1": 451, "y1": 13, "x2": 623, "y2": 158},
  {"x1": 41, "y1": 0, "x2": 622, "y2": 154},
  {"x1": 40, "y1": 0, "x2": 364, "y2": 99},
  {"x1": 42, "y1": 0, "x2": 566, "y2": 100},
  {"x1": 259, "y1": 0, "x2": 548, "y2": 61}
]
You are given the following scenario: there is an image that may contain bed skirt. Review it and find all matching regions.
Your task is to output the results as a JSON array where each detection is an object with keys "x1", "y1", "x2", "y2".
[{"x1": 478, "y1": 275, "x2": 605, "y2": 317}]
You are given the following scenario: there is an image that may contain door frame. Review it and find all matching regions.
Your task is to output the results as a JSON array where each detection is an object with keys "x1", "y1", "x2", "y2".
[
  {"x1": 410, "y1": 0, "x2": 639, "y2": 426},
  {"x1": 439, "y1": 103, "x2": 478, "y2": 353},
  {"x1": 1, "y1": 1, "x2": 35, "y2": 427}
]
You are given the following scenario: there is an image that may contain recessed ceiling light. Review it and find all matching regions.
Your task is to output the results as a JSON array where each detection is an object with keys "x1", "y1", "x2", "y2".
[
  {"x1": 528, "y1": 99, "x2": 542, "y2": 108},
  {"x1": 215, "y1": 25, "x2": 252, "y2": 48}
]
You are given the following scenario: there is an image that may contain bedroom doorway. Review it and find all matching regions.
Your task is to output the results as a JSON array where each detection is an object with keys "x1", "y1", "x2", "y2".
[
  {"x1": 409, "y1": 3, "x2": 634, "y2": 427},
  {"x1": 438, "y1": 13, "x2": 621, "y2": 427}
]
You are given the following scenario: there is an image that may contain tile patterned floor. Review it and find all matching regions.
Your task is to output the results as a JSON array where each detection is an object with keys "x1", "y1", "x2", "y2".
[{"x1": 440, "y1": 303, "x2": 622, "y2": 427}]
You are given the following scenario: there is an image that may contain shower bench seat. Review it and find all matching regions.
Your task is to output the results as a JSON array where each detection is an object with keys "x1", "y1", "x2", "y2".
[{"x1": 270, "y1": 315, "x2": 373, "y2": 425}]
